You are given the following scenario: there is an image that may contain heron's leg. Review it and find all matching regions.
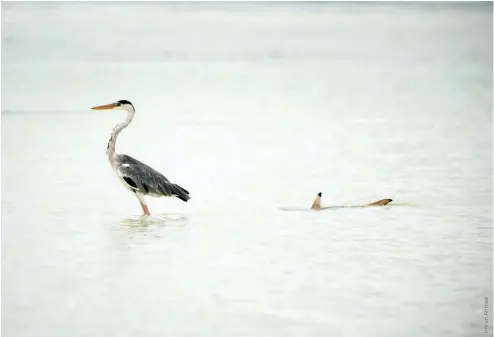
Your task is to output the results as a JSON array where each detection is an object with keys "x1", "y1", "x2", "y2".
[
  {"x1": 135, "y1": 192, "x2": 151, "y2": 216},
  {"x1": 140, "y1": 201, "x2": 151, "y2": 216}
]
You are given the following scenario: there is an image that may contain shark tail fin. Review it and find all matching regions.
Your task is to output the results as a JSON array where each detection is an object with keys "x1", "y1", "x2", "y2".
[{"x1": 367, "y1": 198, "x2": 393, "y2": 206}]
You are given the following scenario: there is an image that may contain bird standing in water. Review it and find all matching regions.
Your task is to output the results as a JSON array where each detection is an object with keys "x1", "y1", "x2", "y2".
[{"x1": 91, "y1": 100, "x2": 190, "y2": 216}]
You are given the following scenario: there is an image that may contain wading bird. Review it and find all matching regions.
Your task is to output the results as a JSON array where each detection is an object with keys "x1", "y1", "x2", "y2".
[{"x1": 91, "y1": 100, "x2": 190, "y2": 216}]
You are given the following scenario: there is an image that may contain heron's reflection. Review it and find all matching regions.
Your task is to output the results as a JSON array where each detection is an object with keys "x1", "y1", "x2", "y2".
[
  {"x1": 105, "y1": 213, "x2": 190, "y2": 250},
  {"x1": 120, "y1": 213, "x2": 189, "y2": 226}
]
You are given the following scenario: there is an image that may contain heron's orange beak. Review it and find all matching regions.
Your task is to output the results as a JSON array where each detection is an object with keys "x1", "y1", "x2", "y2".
[{"x1": 91, "y1": 103, "x2": 117, "y2": 110}]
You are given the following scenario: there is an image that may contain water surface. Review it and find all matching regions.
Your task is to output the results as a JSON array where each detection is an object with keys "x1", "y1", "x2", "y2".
[{"x1": 2, "y1": 2, "x2": 492, "y2": 337}]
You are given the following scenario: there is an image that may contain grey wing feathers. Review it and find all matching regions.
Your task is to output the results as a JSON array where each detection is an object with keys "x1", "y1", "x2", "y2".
[{"x1": 116, "y1": 154, "x2": 190, "y2": 202}]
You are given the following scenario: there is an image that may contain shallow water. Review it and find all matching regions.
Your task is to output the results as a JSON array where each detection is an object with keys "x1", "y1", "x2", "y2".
[{"x1": 2, "y1": 2, "x2": 493, "y2": 337}]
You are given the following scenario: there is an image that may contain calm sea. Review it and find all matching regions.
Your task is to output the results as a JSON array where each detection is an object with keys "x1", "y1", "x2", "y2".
[{"x1": 2, "y1": 2, "x2": 492, "y2": 337}]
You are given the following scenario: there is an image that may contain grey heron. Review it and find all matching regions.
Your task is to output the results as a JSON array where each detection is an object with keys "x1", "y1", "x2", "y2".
[{"x1": 91, "y1": 100, "x2": 190, "y2": 216}]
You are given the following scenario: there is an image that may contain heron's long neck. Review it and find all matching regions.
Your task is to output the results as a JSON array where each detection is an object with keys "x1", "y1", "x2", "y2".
[{"x1": 107, "y1": 109, "x2": 135, "y2": 162}]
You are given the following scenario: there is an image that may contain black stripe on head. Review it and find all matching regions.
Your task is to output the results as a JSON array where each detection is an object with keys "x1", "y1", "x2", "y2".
[{"x1": 116, "y1": 100, "x2": 134, "y2": 108}]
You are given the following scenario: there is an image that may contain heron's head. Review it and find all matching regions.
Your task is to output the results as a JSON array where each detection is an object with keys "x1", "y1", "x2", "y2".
[{"x1": 91, "y1": 100, "x2": 134, "y2": 112}]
